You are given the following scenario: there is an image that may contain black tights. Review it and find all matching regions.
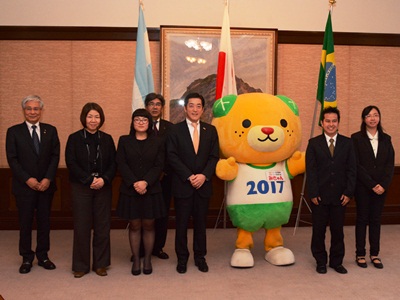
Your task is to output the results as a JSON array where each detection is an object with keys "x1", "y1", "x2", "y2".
[{"x1": 129, "y1": 219, "x2": 155, "y2": 271}]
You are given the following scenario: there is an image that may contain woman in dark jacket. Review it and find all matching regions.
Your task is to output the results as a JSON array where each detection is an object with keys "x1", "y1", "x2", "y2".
[
  {"x1": 65, "y1": 102, "x2": 116, "y2": 278},
  {"x1": 116, "y1": 109, "x2": 165, "y2": 276},
  {"x1": 351, "y1": 105, "x2": 395, "y2": 269}
]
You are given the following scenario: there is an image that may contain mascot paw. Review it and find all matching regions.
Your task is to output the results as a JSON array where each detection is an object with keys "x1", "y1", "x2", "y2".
[
  {"x1": 264, "y1": 246, "x2": 295, "y2": 266},
  {"x1": 231, "y1": 249, "x2": 254, "y2": 268}
]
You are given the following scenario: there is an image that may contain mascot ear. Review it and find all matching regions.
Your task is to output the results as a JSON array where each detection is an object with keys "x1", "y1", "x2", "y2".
[
  {"x1": 213, "y1": 94, "x2": 237, "y2": 118},
  {"x1": 276, "y1": 95, "x2": 299, "y2": 116}
]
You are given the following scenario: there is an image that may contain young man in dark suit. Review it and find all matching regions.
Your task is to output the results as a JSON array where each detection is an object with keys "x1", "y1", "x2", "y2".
[
  {"x1": 145, "y1": 93, "x2": 173, "y2": 259},
  {"x1": 167, "y1": 93, "x2": 219, "y2": 274},
  {"x1": 6, "y1": 95, "x2": 60, "y2": 274},
  {"x1": 306, "y1": 106, "x2": 356, "y2": 274}
]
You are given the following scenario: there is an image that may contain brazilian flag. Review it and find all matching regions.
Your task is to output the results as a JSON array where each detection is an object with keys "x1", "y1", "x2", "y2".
[{"x1": 317, "y1": 11, "x2": 337, "y2": 123}]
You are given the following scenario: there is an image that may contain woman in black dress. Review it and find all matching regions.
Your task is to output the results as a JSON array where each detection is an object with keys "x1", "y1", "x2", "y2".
[
  {"x1": 351, "y1": 105, "x2": 395, "y2": 269},
  {"x1": 116, "y1": 109, "x2": 165, "y2": 275}
]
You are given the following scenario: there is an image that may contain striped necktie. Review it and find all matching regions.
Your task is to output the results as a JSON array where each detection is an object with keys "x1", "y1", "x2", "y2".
[{"x1": 32, "y1": 125, "x2": 40, "y2": 155}]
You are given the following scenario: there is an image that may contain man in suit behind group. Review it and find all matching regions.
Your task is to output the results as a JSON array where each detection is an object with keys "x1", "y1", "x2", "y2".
[
  {"x1": 166, "y1": 92, "x2": 219, "y2": 274},
  {"x1": 144, "y1": 92, "x2": 173, "y2": 259},
  {"x1": 305, "y1": 106, "x2": 356, "y2": 275},
  {"x1": 6, "y1": 95, "x2": 60, "y2": 274}
]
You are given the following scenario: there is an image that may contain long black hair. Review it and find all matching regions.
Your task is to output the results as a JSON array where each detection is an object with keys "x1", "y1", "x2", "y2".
[{"x1": 360, "y1": 105, "x2": 384, "y2": 140}]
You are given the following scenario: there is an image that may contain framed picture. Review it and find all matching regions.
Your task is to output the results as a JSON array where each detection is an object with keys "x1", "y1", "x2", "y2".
[{"x1": 160, "y1": 26, "x2": 277, "y2": 123}]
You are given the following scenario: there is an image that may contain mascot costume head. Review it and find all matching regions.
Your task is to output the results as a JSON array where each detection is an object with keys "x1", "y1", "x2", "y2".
[{"x1": 212, "y1": 93, "x2": 305, "y2": 267}]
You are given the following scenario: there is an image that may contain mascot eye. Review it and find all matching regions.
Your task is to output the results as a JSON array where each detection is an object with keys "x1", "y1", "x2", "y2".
[
  {"x1": 280, "y1": 119, "x2": 288, "y2": 128},
  {"x1": 242, "y1": 119, "x2": 251, "y2": 128}
]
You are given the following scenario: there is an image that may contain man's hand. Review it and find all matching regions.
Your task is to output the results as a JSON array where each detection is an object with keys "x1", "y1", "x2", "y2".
[
  {"x1": 340, "y1": 194, "x2": 351, "y2": 206},
  {"x1": 37, "y1": 178, "x2": 51, "y2": 192},
  {"x1": 26, "y1": 177, "x2": 40, "y2": 191},
  {"x1": 372, "y1": 184, "x2": 385, "y2": 195},
  {"x1": 311, "y1": 197, "x2": 321, "y2": 205},
  {"x1": 189, "y1": 174, "x2": 206, "y2": 189}
]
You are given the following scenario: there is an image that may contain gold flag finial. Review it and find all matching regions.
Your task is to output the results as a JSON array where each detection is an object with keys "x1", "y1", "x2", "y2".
[{"x1": 329, "y1": 0, "x2": 336, "y2": 6}]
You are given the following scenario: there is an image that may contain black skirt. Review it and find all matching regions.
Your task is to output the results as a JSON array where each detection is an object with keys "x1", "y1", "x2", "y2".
[{"x1": 116, "y1": 192, "x2": 166, "y2": 220}]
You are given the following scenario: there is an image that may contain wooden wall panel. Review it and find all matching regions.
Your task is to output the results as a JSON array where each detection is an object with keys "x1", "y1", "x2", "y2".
[
  {"x1": 1, "y1": 28, "x2": 399, "y2": 229},
  {"x1": 1, "y1": 167, "x2": 399, "y2": 230}
]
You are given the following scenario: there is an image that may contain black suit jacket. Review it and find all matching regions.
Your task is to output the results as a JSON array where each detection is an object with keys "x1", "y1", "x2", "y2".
[
  {"x1": 65, "y1": 129, "x2": 116, "y2": 186},
  {"x1": 116, "y1": 134, "x2": 164, "y2": 196},
  {"x1": 306, "y1": 133, "x2": 357, "y2": 205},
  {"x1": 351, "y1": 131, "x2": 394, "y2": 190},
  {"x1": 167, "y1": 120, "x2": 219, "y2": 199},
  {"x1": 6, "y1": 122, "x2": 60, "y2": 196},
  {"x1": 156, "y1": 118, "x2": 173, "y2": 174}
]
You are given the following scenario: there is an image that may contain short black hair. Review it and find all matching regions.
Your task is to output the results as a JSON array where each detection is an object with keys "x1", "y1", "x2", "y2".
[
  {"x1": 80, "y1": 102, "x2": 105, "y2": 129},
  {"x1": 130, "y1": 108, "x2": 153, "y2": 135},
  {"x1": 184, "y1": 92, "x2": 205, "y2": 107},
  {"x1": 322, "y1": 106, "x2": 340, "y2": 122},
  {"x1": 144, "y1": 93, "x2": 165, "y2": 107}
]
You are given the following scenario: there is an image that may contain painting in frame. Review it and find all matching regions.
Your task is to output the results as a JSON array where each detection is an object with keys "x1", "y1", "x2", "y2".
[{"x1": 160, "y1": 26, "x2": 277, "y2": 123}]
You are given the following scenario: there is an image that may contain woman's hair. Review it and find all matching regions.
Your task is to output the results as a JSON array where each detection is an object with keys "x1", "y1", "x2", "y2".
[
  {"x1": 80, "y1": 102, "x2": 105, "y2": 129},
  {"x1": 130, "y1": 108, "x2": 153, "y2": 135},
  {"x1": 360, "y1": 105, "x2": 384, "y2": 139}
]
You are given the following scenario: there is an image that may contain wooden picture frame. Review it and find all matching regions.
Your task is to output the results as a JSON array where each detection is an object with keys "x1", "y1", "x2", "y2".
[{"x1": 160, "y1": 26, "x2": 277, "y2": 123}]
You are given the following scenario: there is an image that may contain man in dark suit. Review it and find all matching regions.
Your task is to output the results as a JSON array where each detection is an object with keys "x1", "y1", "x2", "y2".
[
  {"x1": 167, "y1": 92, "x2": 219, "y2": 274},
  {"x1": 145, "y1": 93, "x2": 173, "y2": 259},
  {"x1": 6, "y1": 95, "x2": 60, "y2": 274},
  {"x1": 306, "y1": 106, "x2": 356, "y2": 275}
]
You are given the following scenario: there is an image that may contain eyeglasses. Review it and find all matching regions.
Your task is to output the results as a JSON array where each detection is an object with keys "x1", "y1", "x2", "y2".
[
  {"x1": 147, "y1": 102, "x2": 162, "y2": 107},
  {"x1": 24, "y1": 107, "x2": 41, "y2": 112},
  {"x1": 365, "y1": 114, "x2": 379, "y2": 119},
  {"x1": 134, "y1": 118, "x2": 149, "y2": 124}
]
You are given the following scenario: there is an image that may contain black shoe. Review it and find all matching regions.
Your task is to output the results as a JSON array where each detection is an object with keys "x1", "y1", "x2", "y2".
[
  {"x1": 153, "y1": 250, "x2": 169, "y2": 259},
  {"x1": 356, "y1": 256, "x2": 367, "y2": 268},
  {"x1": 195, "y1": 259, "x2": 209, "y2": 273},
  {"x1": 143, "y1": 267, "x2": 153, "y2": 275},
  {"x1": 331, "y1": 264, "x2": 347, "y2": 274},
  {"x1": 38, "y1": 259, "x2": 56, "y2": 270},
  {"x1": 19, "y1": 261, "x2": 32, "y2": 274},
  {"x1": 143, "y1": 260, "x2": 152, "y2": 275},
  {"x1": 370, "y1": 257, "x2": 384, "y2": 269},
  {"x1": 176, "y1": 261, "x2": 187, "y2": 274},
  {"x1": 131, "y1": 262, "x2": 141, "y2": 276},
  {"x1": 316, "y1": 265, "x2": 327, "y2": 274}
]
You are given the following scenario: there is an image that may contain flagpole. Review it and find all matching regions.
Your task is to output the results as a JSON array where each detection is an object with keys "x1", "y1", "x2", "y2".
[{"x1": 293, "y1": 0, "x2": 337, "y2": 235}]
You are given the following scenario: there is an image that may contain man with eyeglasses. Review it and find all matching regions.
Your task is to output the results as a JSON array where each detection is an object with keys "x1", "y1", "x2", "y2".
[
  {"x1": 144, "y1": 93, "x2": 173, "y2": 260},
  {"x1": 6, "y1": 95, "x2": 60, "y2": 274}
]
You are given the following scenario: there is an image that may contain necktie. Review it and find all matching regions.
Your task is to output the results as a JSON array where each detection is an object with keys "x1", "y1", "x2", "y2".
[
  {"x1": 153, "y1": 120, "x2": 158, "y2": 136},
  {"x1": 191, "y1": 122, "x2": 199, "y2": 154},
  {"x1": 32, "y1": 125, "x2": 40, "y2": 155},
  {"x1": 329, "y1": 138, "x2": 335, "y2": 157}
]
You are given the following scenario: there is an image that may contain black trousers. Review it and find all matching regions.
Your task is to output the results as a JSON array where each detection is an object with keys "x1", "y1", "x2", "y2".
[
  {"x1": 355, "y1": 186, "x2": 386, "y2": 257},
  {"x1": 153, "y1": 174, "x2": 172, "y2": 253},
  {"x1": 16, "y1": 192, "x2": 54, "y2": 262},
  {"x1": 71, "y1": 183, "x2": 112, "y2": 272},
  {"x1": 311, "y1": 203, "x2": 346, "y2": 267},
  {"x1": 174, "y1": 193, "x2": 209, "y2": 263}
]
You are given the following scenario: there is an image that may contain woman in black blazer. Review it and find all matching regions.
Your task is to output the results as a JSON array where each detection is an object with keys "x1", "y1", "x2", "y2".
[
  {"x1": 116, "y1": 109, "x2": 165, "y2": 276},
  {"x1": 65, "y1": 102, "x2": 116, "y2": 278},
  {"x1": 351, "y1": 105, "x2": 395, "y2": 269}
]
